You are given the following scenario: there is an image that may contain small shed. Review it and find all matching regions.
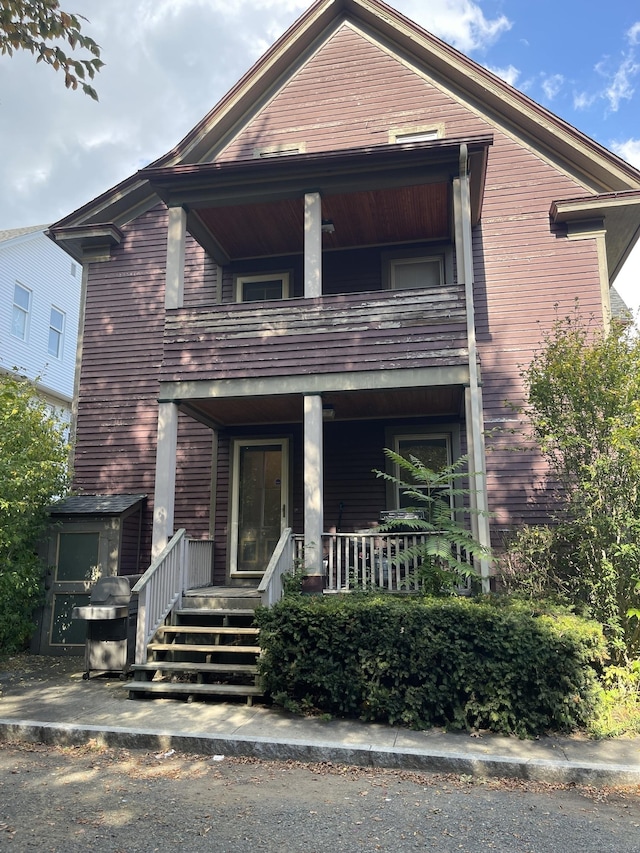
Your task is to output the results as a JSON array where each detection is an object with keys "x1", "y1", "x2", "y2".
[{"x1": 34, "y1": 494, "x2": 146, "y2": 655}]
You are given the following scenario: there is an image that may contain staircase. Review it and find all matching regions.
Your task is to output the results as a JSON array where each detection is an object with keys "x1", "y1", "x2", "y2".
[{"x1": 128, "y1": 588, "x2": 264, "y2": 705}]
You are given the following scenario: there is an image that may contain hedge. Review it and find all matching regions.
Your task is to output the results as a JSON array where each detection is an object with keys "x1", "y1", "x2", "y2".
[{"x1": 255, "y1": 595, "x2": 607, "y2": 736}]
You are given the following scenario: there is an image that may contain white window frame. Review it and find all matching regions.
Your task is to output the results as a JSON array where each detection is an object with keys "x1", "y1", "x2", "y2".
[
  {"x1": 12, "y1": 282, "x2": 31, "y2": 341},
  {"x1": 392, "y1": 433, "x2": 452, "y2": 511},
  {"x1": 234, "y1": 272, "x2": 291, "y2": 303},
  {"x1": 388, "y1": 255, "x2": 445, "y2": 290},
  {"x1": 48, "y1": 305, "x2": 65, "y2": 359}
]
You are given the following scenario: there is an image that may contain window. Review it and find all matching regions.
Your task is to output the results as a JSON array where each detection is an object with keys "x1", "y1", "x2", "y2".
[
  {"x1": 12, "y1": 282, "x2": 31, "y2": 340},
  {"x1": 235, "y1": 272, "x2": 290, "y2": 303},
  {"x1": 389, "y1": 256, "x2": 444, "y2": 289},
  {"x1": 394, "y1": 434, "x2": 452, "y2": 516},
  {"x1": 48, "y1": 306, "x2": 65, "y2": 358}
]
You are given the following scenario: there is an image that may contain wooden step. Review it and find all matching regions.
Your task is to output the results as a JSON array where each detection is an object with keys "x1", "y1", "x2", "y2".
[
  {"x1": 158, "y1": 625, "x2": 259, "y2": 637},
  {"x1": 131, "y1": 661, "x2": 258, "y2": 675},
  {"x1": 128, "y1": 681, "x2": 263, "y2": 701},
  {"x1": 147, "y1": 642, "x2": 261, "y2": 655},
  {"x1": 174, "y1": 608, "x2": 258, "y2": 621}
]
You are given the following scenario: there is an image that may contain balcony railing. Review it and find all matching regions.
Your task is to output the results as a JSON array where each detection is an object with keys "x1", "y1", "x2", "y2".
[
  {"x1": 294, "y1": 531, "x2": 474, "y2": 593},
  {"x1": 163, "y1": 285, "x2": 468, "y2": 383}
]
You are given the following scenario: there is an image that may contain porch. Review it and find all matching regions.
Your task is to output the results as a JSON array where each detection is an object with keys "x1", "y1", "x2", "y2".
[{"x1": 133, "y1": 527, "x2": 475, "y2": 663}]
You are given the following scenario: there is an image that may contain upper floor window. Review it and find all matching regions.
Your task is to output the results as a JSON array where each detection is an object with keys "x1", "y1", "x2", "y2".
[
  {"x1": 235, "y1": 272, "x2": 290, "y2": 303},
  {"x1": 12, "y1": 282, "x2": 31, "y2": 341},
  {"x1": 48, "y1": 306, "x2": 65, "y2": 358},
  {"x1": 389, "y1": 256, "x2": 444, "y2": 289}
]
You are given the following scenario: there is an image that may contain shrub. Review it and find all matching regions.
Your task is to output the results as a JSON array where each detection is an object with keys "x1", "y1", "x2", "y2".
[
  {"x1": 255, "y1": 594, "x2": 606, "y2": 736},
  {"x1": 0, "y1": 374, "x2": 70, "y2": 651}
]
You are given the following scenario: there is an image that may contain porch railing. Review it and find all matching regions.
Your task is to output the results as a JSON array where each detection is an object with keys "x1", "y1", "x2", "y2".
[
  {"x1": 132, "y1": 531, "x2": 214, "y2": 664},
  {"x1": 293, "y1": 532, "x2": 472, "y2": 592},
  {"x1": 257, "y1": 527, "x2": 294, "y2": 607}
]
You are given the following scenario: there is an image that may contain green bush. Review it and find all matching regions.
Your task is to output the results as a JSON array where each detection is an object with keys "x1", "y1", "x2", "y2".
[
  {"x1": 255, "y1": 595, "x2": 606, "y2": 736},
  {"x1": 0, "y1": 374, "x2": 70, "y2": 652}
]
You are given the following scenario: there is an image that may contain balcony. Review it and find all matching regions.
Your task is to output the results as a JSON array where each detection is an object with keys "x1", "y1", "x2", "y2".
[{"x1": 162, "y1": 283, "x2": 468, "y2": 383}]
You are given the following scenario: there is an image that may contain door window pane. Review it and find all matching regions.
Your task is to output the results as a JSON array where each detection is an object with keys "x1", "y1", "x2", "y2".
[
  {"x1": 56, "y1": 532, "x2": 100, "y2": 581},
  {"x1": 50, "y1": 593, "x2": 90, "y2": 645},
  {"x1": 396, "y1": 437, "x2": 450, "y2": 512}
]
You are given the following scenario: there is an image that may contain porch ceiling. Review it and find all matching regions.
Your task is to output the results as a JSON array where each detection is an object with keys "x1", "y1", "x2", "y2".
[
  {"x1": 142, "y1": 134, "x2": 492, "y2": 263},
  {"x1": 182, "y1": 385, "x2": 464, "y2": 428},
  {"x1": 195, "y1": 183, "x2": 450, "y2": 259}
]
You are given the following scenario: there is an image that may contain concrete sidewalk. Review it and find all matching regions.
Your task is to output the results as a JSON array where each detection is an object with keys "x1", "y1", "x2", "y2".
[{"x1": 1, "y1": 655, "x2": 638, "y2": 787}]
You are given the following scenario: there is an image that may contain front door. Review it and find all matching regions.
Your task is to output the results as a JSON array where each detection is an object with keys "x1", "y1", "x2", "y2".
[{"x1": 230, "y1": 438, "x2": 289, "y2": 577}]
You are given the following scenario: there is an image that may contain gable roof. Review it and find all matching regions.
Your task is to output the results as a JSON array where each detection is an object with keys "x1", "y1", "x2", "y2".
[
  {"x1": 50, "y1": 0, "x2": 640, "y2": 264},
  {"x1": 0, "y1": 224, "x2": 49, "y2": 245}
]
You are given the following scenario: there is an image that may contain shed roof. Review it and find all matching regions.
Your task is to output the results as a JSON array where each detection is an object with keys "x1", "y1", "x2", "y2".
[{"x1": 49, "y1": 494, "x2": 147, "y2": 517}]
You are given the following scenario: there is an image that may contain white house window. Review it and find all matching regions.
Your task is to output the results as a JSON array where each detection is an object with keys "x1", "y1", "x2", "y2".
[
  {"x1": 12, "y1": 282, "x2": 31, "y2": 340},
  {"x1": 389, "y1": 256, "x2": 444, "y2": 289},
  {"x1": 48, "y1": 306, "x2": 65, "y2": 358},
  {"x1": 235, "y1": 272, "x2": 290, "y2": 303}
]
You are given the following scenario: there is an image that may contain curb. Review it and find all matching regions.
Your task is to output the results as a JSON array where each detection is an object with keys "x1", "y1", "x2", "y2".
[{"x1": 1, "y1": 719, "x2": 639, "y2": 787}]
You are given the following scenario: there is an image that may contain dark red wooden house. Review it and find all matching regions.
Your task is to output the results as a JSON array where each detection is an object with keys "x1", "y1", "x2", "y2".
[{"x1": 42, "y1": 0, "x2": 640, "y2": 696}]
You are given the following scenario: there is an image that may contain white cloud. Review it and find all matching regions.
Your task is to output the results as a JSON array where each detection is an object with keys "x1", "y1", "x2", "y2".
[
  {"x1": 611, "y1": 138, "x2": 640, "y2": 167},
  {"x1": 573, "y1": 90, "x2": 597, "y2": 110},
  {"x1": 627, "y1": 22, "x2": 640, "y2": 45},
  {"x1": 597, "y1": 53, "x2": 640, "y2": 111},
  {"x1": 486, "y1": 64, "x2": 520, "y2": 87},
  {"x1": 541, "y1": 73, "x2": 564, "y2": 101},
  {"x1": 396, "y1": 0, "x2": 511, "y2": 53}
]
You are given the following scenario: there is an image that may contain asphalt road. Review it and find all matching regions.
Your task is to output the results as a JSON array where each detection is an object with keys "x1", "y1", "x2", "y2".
[{"x1": 1, "y1": 743, "x2": 639, "y2": 852}]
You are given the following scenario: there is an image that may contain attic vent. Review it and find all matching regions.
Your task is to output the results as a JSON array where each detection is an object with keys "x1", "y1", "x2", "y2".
[
  {"x1": 70, "y1": 262, "x2": 77, "y2": 277},
  {"x1": 390, "y1": 124, "x2": 443, "y2": 144},
  {"x1": 254, "y1": 142, "x2": 306, "y2": 159}
]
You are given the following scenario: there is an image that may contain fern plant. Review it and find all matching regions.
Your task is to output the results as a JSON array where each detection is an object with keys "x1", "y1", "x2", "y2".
[{"x1": 373, "y1": 450, "x2": 490, "y2": 595}]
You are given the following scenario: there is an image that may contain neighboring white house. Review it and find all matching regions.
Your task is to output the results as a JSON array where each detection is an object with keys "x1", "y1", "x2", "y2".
[{"x1": 0, "y1": 225, "x2": 81, "y2": 418}]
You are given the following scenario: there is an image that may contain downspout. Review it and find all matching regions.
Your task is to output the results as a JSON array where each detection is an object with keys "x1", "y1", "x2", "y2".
[{"x1": 458, "y1": 144, "x2": 491, "y2": 593}]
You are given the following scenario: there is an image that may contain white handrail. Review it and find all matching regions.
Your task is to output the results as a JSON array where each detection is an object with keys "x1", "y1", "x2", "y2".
[
  {"x1": 257, "y1": 528, "x2": 294, "y2": 607},
  {"x1": 133, "y1": 529, "x2": 186, "y2": 664}
]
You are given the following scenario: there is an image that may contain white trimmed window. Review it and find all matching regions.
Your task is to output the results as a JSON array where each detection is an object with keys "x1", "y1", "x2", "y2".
[
  {"x1": 12, "y1": 282, "x2": 31, "y2": 340},
  {"x1": 394, "y1": 434, "x2": 452, "y2": 513},
  {"x1": 48, "y1": 306, "x2": 65, "y2": 358},
  {"x1": 389, "y1": 256, "x2": 444, "y2": 289},
  {"x1": 235, "y1": 272, "x2": 290, "y2": 303}
]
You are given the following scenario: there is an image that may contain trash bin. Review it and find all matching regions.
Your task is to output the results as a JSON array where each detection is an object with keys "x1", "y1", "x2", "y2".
[{"x1": 72, "y1": 576, "x2": 132, "y2": 679}]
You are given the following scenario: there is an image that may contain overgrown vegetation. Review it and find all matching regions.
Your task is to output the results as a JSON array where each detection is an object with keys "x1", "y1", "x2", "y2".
[
  {"x1": 0, "y1": 374, "x2": 70, "y2": 652},
  {"x1": 498, "y1": 309, "x2": 640, "y2": 665},
  {"x1": 373, "y1": 451, "x2": 489, "y2": 594},
  {"x1": 256, "y1": 594, "x2": 605, "y2": 737}
]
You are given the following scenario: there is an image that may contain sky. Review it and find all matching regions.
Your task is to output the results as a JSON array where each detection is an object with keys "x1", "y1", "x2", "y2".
[{"x1": 1, "y1": 0, "x2": 639, "y2": 312}]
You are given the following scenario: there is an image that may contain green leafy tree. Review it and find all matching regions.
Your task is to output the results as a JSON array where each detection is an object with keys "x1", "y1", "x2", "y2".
[
  {"x1": 374, "y1": 451, "x2": 489, "y2": 594},
  {"x1": 510, "y1": 309, "x2": 640, "y2": 662},
  {"x1": 0, "y1": 0, "x2": 103, "y2": 99},
  {"x1": 0, "y1": 374, "x2": 70, "y2": 652}
]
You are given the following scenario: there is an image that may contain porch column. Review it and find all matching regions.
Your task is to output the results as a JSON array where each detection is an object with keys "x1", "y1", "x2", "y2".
[
  {"x1": 151, "y1": 401, "x2": 179, "y2": 559},
  {"x1": 165, "y1": 205, "x2": 187, "y2": 309},
  {"x1": 303, "y1": 392, "x2": 324, "y2": 589},
  {"x1": 304, "y1": 191, "x2": 322, "y2": 298},
  {"x1": 454, "y1": 145, "x2": 491, "y2": 592}
]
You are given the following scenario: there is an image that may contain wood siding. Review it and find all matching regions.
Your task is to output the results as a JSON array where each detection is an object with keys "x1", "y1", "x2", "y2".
[
  {"x1": 164, "y1": 285, "x2": 467, "y2": 382},
  {"x1": 73, "y1": 18, "x2": 611, "y2": 566}
]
